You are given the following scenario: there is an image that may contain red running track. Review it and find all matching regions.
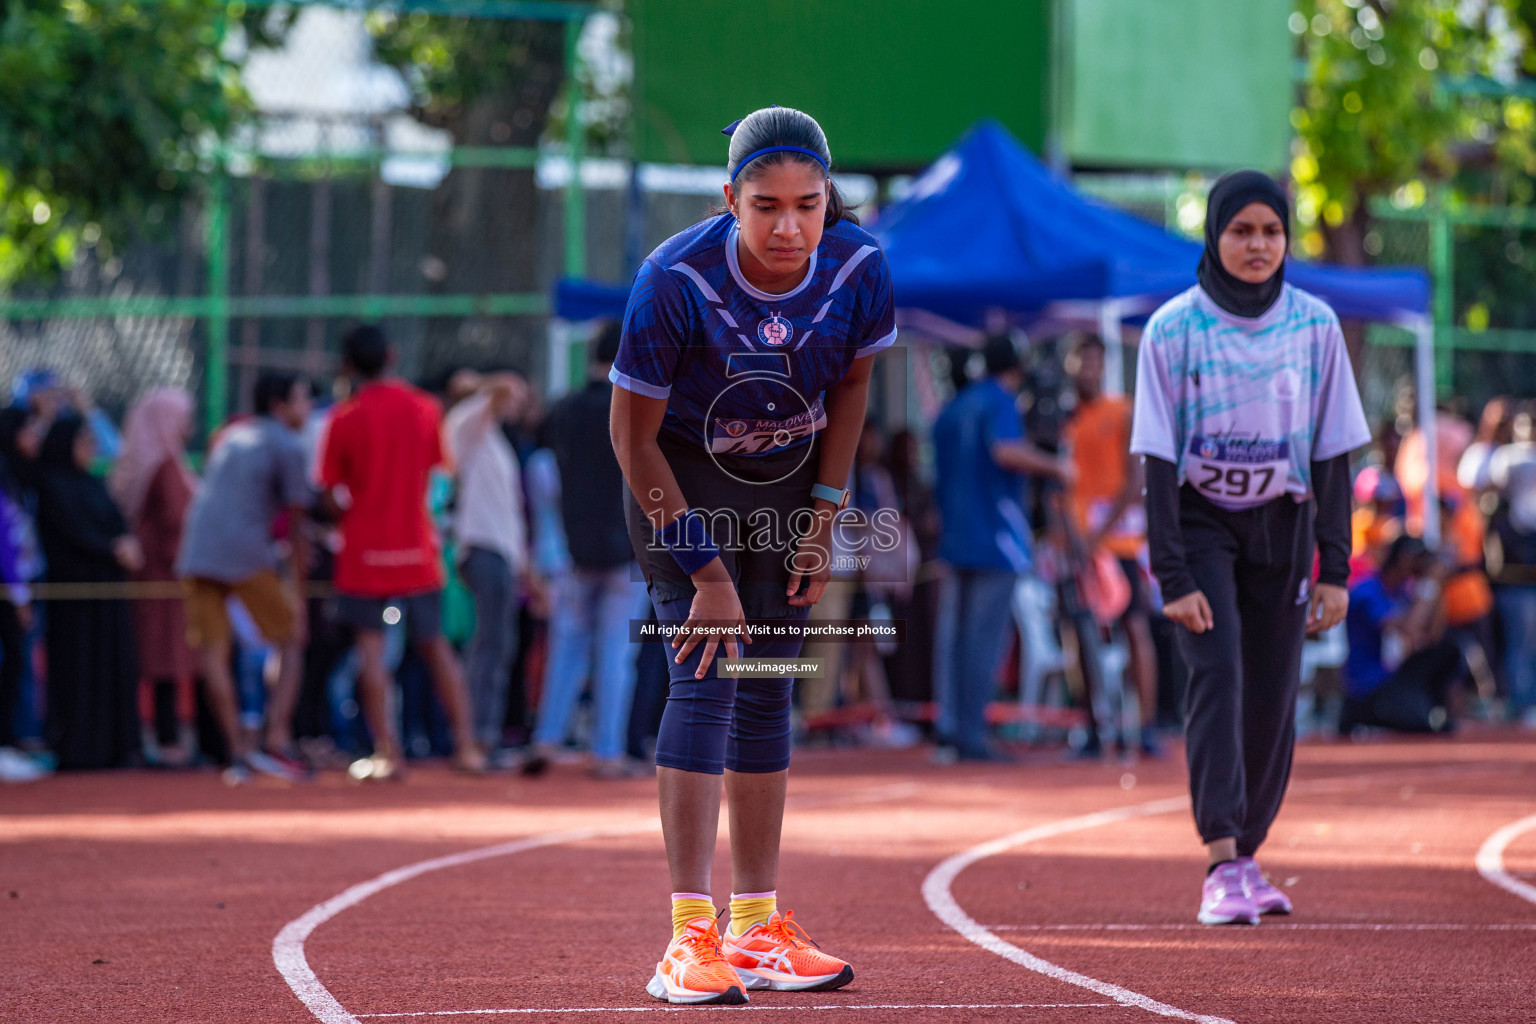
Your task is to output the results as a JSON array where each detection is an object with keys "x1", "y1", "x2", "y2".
[{"x1": 2, "y1": 733, "x2": 1534, "y2": 1023}]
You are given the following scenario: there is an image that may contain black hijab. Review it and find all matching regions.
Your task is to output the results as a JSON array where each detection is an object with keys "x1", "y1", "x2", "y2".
[
  {"x1": 0, "y1": 406, "x2": 32, "y2": 499},
  {"x1": 1197, "y1": 170, "x2": 1290, "y2": 319},
  {"x1": 40, "y1": 415, "x2": 88, "y2": 473},
  {"x1": 36, "y1": 416, "x2": 129, "y2": 579}
]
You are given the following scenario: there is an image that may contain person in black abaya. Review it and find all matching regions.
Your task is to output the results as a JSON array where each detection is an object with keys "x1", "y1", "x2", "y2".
[{"x1": 36, "y1": 416, "x2": 143, "y2": 770}]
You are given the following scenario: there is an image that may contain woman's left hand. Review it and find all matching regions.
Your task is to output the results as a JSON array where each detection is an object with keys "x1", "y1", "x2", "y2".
[
  {"x1": 786, "y1": 509, "x2": 835, "y2": 607},
  {"x1": 1307, "y1": 582, "x2": 1349, "y2": 635}
]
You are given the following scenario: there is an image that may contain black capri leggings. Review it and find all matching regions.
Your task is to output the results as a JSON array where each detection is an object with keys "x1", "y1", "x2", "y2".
[
  {"x1": 651, "y1": 597, "x2": 809, "y2": 775},
  {"x1": 1174, "y1": 487, "x2": 1314, "y2": 855}
]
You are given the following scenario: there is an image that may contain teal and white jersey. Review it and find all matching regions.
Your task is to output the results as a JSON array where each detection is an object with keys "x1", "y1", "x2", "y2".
[{"x1": 1130, "y1": 283, "x2": 1370, "y2": 511}]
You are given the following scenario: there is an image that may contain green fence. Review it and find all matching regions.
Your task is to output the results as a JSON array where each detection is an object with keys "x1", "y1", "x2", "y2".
[{"x1": 1367, "y1": 196, "x2": 1536, "y2": 412}]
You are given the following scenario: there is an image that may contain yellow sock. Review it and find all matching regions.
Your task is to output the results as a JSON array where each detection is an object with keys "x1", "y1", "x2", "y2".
[
  {"x1": 671, "y1": 892, "x2": 716, "y2": 939},
  {"x1": 728, "y1": 891, "x2": 777, "y2": 937}
]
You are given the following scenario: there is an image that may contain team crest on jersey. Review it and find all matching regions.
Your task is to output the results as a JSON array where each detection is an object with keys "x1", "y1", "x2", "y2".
[
  {"x1": 757, "y1": 314, "x2": 793, "y2": 347},
  {"x1": 722, "y1": 419, "x2": 748, "y2": 437}
]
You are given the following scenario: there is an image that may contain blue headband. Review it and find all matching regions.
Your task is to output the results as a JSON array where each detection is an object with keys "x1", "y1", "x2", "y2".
[{"x1": 729, "y1": 145, "x2": 829, "y2": 183}]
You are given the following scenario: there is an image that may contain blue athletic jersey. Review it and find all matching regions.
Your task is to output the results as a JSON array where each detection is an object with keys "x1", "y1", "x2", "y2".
[
  {"x1": 611, "y1": 215, "x2": 897, "y2": 457},
  {"x1": 1345, "y1": 573, "x2": 1408, "y2": 698}
]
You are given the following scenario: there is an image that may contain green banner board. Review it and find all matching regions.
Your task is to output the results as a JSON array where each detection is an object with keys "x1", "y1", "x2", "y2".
[
  {"x1": 1062, "y1": 0, "x2": 1293, "y2": 170},
  {"x1": 631, "y1": 0, "x2": 1051, "y2": 171}
]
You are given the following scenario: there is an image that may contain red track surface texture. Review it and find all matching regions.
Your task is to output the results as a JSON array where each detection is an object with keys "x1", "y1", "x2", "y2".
[{"x1": 4, "y1": 734, "x2": 1535, "y2": 1023}]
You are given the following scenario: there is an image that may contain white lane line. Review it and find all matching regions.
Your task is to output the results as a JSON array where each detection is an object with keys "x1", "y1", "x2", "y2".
[
  {"x1": 274, "y1": 784, "x2": 920, "y2": 1024},
  {"x1": 923, "y1": 796, "x2": 1235, "y2": 1024},
  {"x1": 274, "y1": 822, "x2": 660, "y2": 1024},
  {"x1": 921, "y1": 762, "x2": 1521, "y2": 1024},
  {"x1": 1475, "y1": 812, "x2": 1536, "y2": 908},
  {"x1": 990, "y1": 922, "x2": 1536, "y2": 932},
  {"x1": 355, "y1": 1003, "x2": 1119, "y2": 1018}
]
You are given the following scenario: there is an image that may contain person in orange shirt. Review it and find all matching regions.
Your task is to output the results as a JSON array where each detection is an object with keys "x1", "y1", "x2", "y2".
[
  {"x1": 1393, "y1": 408, "x2": 1493, "y2": 686},
  {"x1": 1062, "y1": 333, "x2": 1161, "y2": 758},
  {"x1": 1394, "y1": 408, "x2": 1473, "y2": 537},
  {"x1": 1438, "y1": 495, "x2": 1496, "y2": 705},
  {"x1": 1442, "y1": 496, "x2": 1495, "y2": 626}
]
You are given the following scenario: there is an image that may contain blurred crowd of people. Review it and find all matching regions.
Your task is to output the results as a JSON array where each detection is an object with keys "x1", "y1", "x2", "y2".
[
  {"x1": 925, "y1": 333, "x2": 1536, "y2": 757},
  {"x1": 2, "y1": 331, "x2": 1533, "y2": 784},
  {"x1": 1342, "y1": 396, "x2": 1536, "y2": 734},
  {"x1": 0, "y1": 330, "x2": 659, "y2": 784}
]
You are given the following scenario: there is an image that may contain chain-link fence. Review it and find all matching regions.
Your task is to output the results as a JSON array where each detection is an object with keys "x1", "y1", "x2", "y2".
[{"x1": 1368, "y1": 202, "x2": 1536, "y2": 418}]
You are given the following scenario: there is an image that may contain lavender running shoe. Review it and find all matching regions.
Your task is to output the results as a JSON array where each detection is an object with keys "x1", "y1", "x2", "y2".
[
  {"x1": 1238, "y1": 857, "x2": 1292, "y2": 915},
  {"x1": 1198, "y1": 861, "x2": 1259, "y2": 926}
]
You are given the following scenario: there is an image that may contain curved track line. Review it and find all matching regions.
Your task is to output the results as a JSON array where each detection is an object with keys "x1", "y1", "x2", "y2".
[
  {"x1": 1476, "y1": 812, "x2": 1536, "y2": 908},
  {"x1": 921, "y1": 762, "x2": 1518, "y2": 1024},
  {"x1": 274, "y1": 821, "x2": 660, "y2": 1024},
  {"x1": 274, "y1": 783, "x2": 919, "y2": 1023},
  {"x1": 922, "y1": 796, "x2": 1236, "y2": 1024}
]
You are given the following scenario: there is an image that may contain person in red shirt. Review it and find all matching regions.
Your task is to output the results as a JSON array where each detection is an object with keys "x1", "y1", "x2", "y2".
[{"x1": 316, "y1": 325, "x2": 484, "y2": 777}]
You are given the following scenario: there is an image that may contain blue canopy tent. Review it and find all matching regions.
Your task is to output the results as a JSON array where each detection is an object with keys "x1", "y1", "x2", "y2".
[
  {"x1": 872, "y1": 120, "x2": 1429, "y2": 326},
  {"x1": 869, "y1": 120, "x2": 1440, "y2": 539},
  {"x1": 555, "y1": 277, "x2": 631, "y2": 322},
  {"x1": 544, "y1": 278, "x2": 631, "y2": 397}
]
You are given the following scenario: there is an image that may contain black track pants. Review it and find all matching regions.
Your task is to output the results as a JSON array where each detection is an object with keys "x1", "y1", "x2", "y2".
[{"x1": 1174, "y1": 487, "x2": 1314, "y2": 856}]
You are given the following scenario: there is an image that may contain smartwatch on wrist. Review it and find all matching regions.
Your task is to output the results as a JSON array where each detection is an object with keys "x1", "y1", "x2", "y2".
[{"x1": 811, "y1": 483, "x2": 851, "y2": 510}]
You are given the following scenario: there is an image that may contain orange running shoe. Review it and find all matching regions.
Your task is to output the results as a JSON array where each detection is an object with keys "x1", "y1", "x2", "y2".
[
  {"x1": 645, "y1": 916, "x2": 749, "y2": 1005},
  {"x1": 723, "y1": 909, "x2": 854, "y2": 992}
]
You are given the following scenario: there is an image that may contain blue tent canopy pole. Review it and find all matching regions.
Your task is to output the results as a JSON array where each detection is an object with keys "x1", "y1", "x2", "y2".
[{"x1": 1100, "y1": 300, "x2": 1125, "y2": 398}]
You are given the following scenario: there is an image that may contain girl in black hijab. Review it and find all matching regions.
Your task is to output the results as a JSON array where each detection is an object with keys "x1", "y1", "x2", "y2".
[
  {"x1": 36, "y1": 416, "x2": 143, "y2": 770},
  {"x1": 1130, "y1": 171, "x2": 1369, "y2": 925},
  {"x1": 1195, "y1": 170, "x2": 1291, "y2": 319}
]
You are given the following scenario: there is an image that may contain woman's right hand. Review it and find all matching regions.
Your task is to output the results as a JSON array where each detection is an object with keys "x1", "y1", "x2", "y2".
[
  {"x1": 1163, "y1": 589, "x2": 1214, "y2": 634},
  {"x1": 673, "y1": 575, "x2": 751, "y2": 680}
]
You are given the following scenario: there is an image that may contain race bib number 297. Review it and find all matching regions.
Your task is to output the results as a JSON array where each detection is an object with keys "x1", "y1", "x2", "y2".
[{"x1": 1186, "y1": 435, "x2": 1290, "y2": 507}]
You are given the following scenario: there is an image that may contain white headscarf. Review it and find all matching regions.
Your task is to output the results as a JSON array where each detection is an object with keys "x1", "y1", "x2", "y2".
[{"x1": 108, "y1": 388, "x2": 197, "y2": 521}]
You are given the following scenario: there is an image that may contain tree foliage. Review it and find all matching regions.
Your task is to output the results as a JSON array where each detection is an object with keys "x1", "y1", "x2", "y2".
[
  {"x1": 359, "y1": 4, "x2": 597, "y2": 379},
  {"x1": 0, "y1": 0, "x2": 253, "y2": 288},
  {"x1": 364, "y1": 8, "x2": 581, "y2": 147},
  {"x1": 1291, "y1": 0, "x2": 1534, "y2": 263}
]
